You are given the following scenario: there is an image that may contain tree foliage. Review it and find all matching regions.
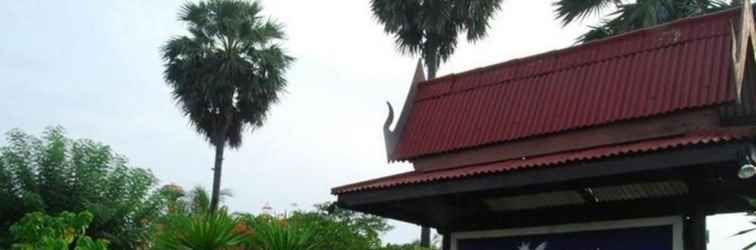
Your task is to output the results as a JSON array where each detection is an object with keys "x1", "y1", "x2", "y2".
[
  {"x1": 285, "y1": 204, "x2": 437, "y2": 250},
  {"x1": 243, "y1": 214, "x2": 318, "y2": 250},
  {"x1": 159, "y1": 184, "x2": 233, "y2": 216},
  {"x1": 553, "y1": 0, "x2": 738, "y2": 43},
  {"x1": 284, "y1": 202, "x2": 394, "y2": 250},
  {"x1": 370, "y1": 0, "x2": 503, "y2": 77},
  {"x1": 9, "y1": 211, "x2": 109, "y2": 250},
  {"x1": 162, "y1": 0, "x2": 293, "y2": 212},
  {"x1": 0, "y1": 127, "x2": 164, "y2": 249},
  {"x1": 153, "y1": 194, "x2": 318, "y2": 250}
]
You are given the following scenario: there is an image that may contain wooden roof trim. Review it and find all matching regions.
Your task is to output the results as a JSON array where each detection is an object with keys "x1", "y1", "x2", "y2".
[{"x1": 412, "y1": 108, "x2": 721, "y2": 172}]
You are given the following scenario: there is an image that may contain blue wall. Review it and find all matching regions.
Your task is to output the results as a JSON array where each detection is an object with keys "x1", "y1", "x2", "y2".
[{"x1": 457, "y1": 225, "x2": 673, "y2": 250}]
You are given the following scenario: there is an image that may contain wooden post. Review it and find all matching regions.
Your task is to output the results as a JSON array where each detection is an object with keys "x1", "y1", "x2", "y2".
[
  {"x1": 684, "y1": 209, "x2": 707, "y2": 250},
  {"x1": 684, "y1": 174, "x2": 708, "y2": 250},
  {"x1": 442, "y1": 232, "x2": 451, "y2": 250}
]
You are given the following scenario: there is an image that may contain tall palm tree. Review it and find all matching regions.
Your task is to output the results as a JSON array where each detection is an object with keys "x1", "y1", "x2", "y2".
[
  {"x1": 370, "y1": 0, "x2": 503, "y2": 78},
  {"x1": 162, "y1": 0, "x2": 293, "y2": 212},
  {"x1": 554, "y1": 0, "x2": 737, "y2": 43},
  {"x1": 370, "y1": 0, "x2": 503, "y2": 246}
]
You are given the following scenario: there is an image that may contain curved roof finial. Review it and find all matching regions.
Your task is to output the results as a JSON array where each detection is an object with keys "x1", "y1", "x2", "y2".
[
  {"x1": 732, "y1": 0, "x2": 756, "y2": 102},
  {"x1": 384, "y1": 60, "x2": 425, "y2": 161}
]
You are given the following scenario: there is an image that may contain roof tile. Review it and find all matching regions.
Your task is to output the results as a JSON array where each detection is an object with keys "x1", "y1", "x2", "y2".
[{"x1": 395, "y1": 9, "x2": 740, "y2": 160}]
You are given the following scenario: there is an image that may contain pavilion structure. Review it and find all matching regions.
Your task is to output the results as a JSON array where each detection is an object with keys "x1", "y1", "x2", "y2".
[{"x1": 333, "y1": 2, "x2": 756, "y2": 250}]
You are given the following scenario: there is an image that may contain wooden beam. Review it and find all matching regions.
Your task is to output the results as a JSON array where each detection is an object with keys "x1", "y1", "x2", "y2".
[
  {"x1": 447, "y1": 173, "x2": 689, "y2": 219},
  {"x1": 413, "y1": 108, "x2": 720, "y2": 171},
  {"x1": 349, "y1": 203, "x2": 427, "y2": 226},
  {"x1": 448, "y1": 196, "x2": 689, "y2": 232},
  {"x1": 343, "y1": 196, "x2": 455, "y2": 228},
  {"x1": 345, "y1": 167, "x2": 756, "y2": 231}
]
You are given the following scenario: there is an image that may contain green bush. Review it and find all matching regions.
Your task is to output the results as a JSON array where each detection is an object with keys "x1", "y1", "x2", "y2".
[
  {"x1": 9, "y1": 211, "x2": 108, "y2": 250},
  {"x1": 153, "y1": 208, "x2": 249, "y2": 250},
  {"x1": 0, "y1": 127, "x2": 166, "y2": 249},
  {"x1": 244, "y1": 214, "x2": 318, "y2": 250}
]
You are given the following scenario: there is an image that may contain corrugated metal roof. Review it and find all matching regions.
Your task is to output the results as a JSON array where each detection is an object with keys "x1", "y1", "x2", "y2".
[
  {"x1": 333, "y1": 128, "x2": 752, "y2": 194},
  {"x1": 395, "y1": 9, "x2": 740, "y2": 160}
]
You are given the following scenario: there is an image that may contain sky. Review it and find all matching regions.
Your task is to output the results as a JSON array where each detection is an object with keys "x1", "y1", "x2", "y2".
[{"x1": 0, "y1": 0, "x2": 753, "y2": 248}]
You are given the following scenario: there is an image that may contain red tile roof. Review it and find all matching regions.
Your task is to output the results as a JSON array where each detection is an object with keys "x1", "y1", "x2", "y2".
[
  {"x1": 394, "y1": 9, "x2": 740, "y2": 160},
  {"x1": 334, "y1": 128, "x2": 753, "y2": 194}
]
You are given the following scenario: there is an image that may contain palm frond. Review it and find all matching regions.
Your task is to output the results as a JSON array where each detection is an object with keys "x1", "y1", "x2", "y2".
[
  {"x1": 735, "y1": 227, "x2": 756, "y2": 237},
  {"x1": 745, "y1": 240, "x2": 756, "y2": 250},
  {"x1": 554, "y1": 0, "x2": 620, "y2": 26},
  {"x1": 370, "y1": 0, "x2": 502, "y2": 77},
  {"x1": 565, "y1": 0, "x2": 741, "y2": 43}
]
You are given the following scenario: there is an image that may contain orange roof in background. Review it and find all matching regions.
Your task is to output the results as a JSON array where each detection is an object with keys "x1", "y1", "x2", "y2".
[{"x1": 394, "y1": 8, "x2": 740, "y2": 160}]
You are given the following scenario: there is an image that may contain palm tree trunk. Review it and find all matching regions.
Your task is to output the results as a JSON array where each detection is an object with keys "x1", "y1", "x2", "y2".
[
  {"x1": 420, "y1": 57, "x2": 438, "y2": 248},
  {"x1": 427, "y1": 58, "x2": 438, "y2": 80},
  {"x1": 209, "y1": 140, "x2": 225, "y2": 212}
]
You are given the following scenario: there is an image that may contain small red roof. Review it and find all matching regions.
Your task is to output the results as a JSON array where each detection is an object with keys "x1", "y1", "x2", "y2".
[
  {"x1": 394, "y1": 9, "x2": 740, "y2": 160},
  {"x1": 333, "y1": 128, "x2": 753, "y2": 194}
]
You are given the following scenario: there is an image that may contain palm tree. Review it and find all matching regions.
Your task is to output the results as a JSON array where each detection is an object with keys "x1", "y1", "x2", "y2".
[
  {"x1": 162, "y1": 0, "x2": 293, "y2": 212},
  {"x1": 370, "y1": 0, "x2": 503, "y2": 246},
  {"x1": 554, "y1": 0, "x2": 737, "y2": 43},
  {"x1": 370, "y1": 0, "x2": 503, "y2": 78}
]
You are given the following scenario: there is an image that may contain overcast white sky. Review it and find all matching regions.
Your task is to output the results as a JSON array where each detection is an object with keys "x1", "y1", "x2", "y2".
[{"x1": 0, "y1": 0, "x2": 753, "y2": 248}]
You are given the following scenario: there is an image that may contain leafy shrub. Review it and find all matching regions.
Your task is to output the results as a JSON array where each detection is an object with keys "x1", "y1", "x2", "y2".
[
  {"x1": 284, "y1": 202, "x2": 441, "y2": 250},
  {"x1": 0, "y1": 127, "x2": 165, "y2": 249},
  {"x1": 284, "y1": 202, "x2": 392, "y2": 250},
  {"x1": 243, "y1": 214, "x2": 318, "y2": 250},
  {"x1": 9, "y1": 211, "x2": 108, "y2": 250},
  {"x1": 153, "y1": 208, "x2": 249, "y2": 250},
  {"x1": 159, "y1": 185, "x2": 233, "y2": 216},
  {"x1": 154, "y1": 208, "x2": 319, "y2": 250}
]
